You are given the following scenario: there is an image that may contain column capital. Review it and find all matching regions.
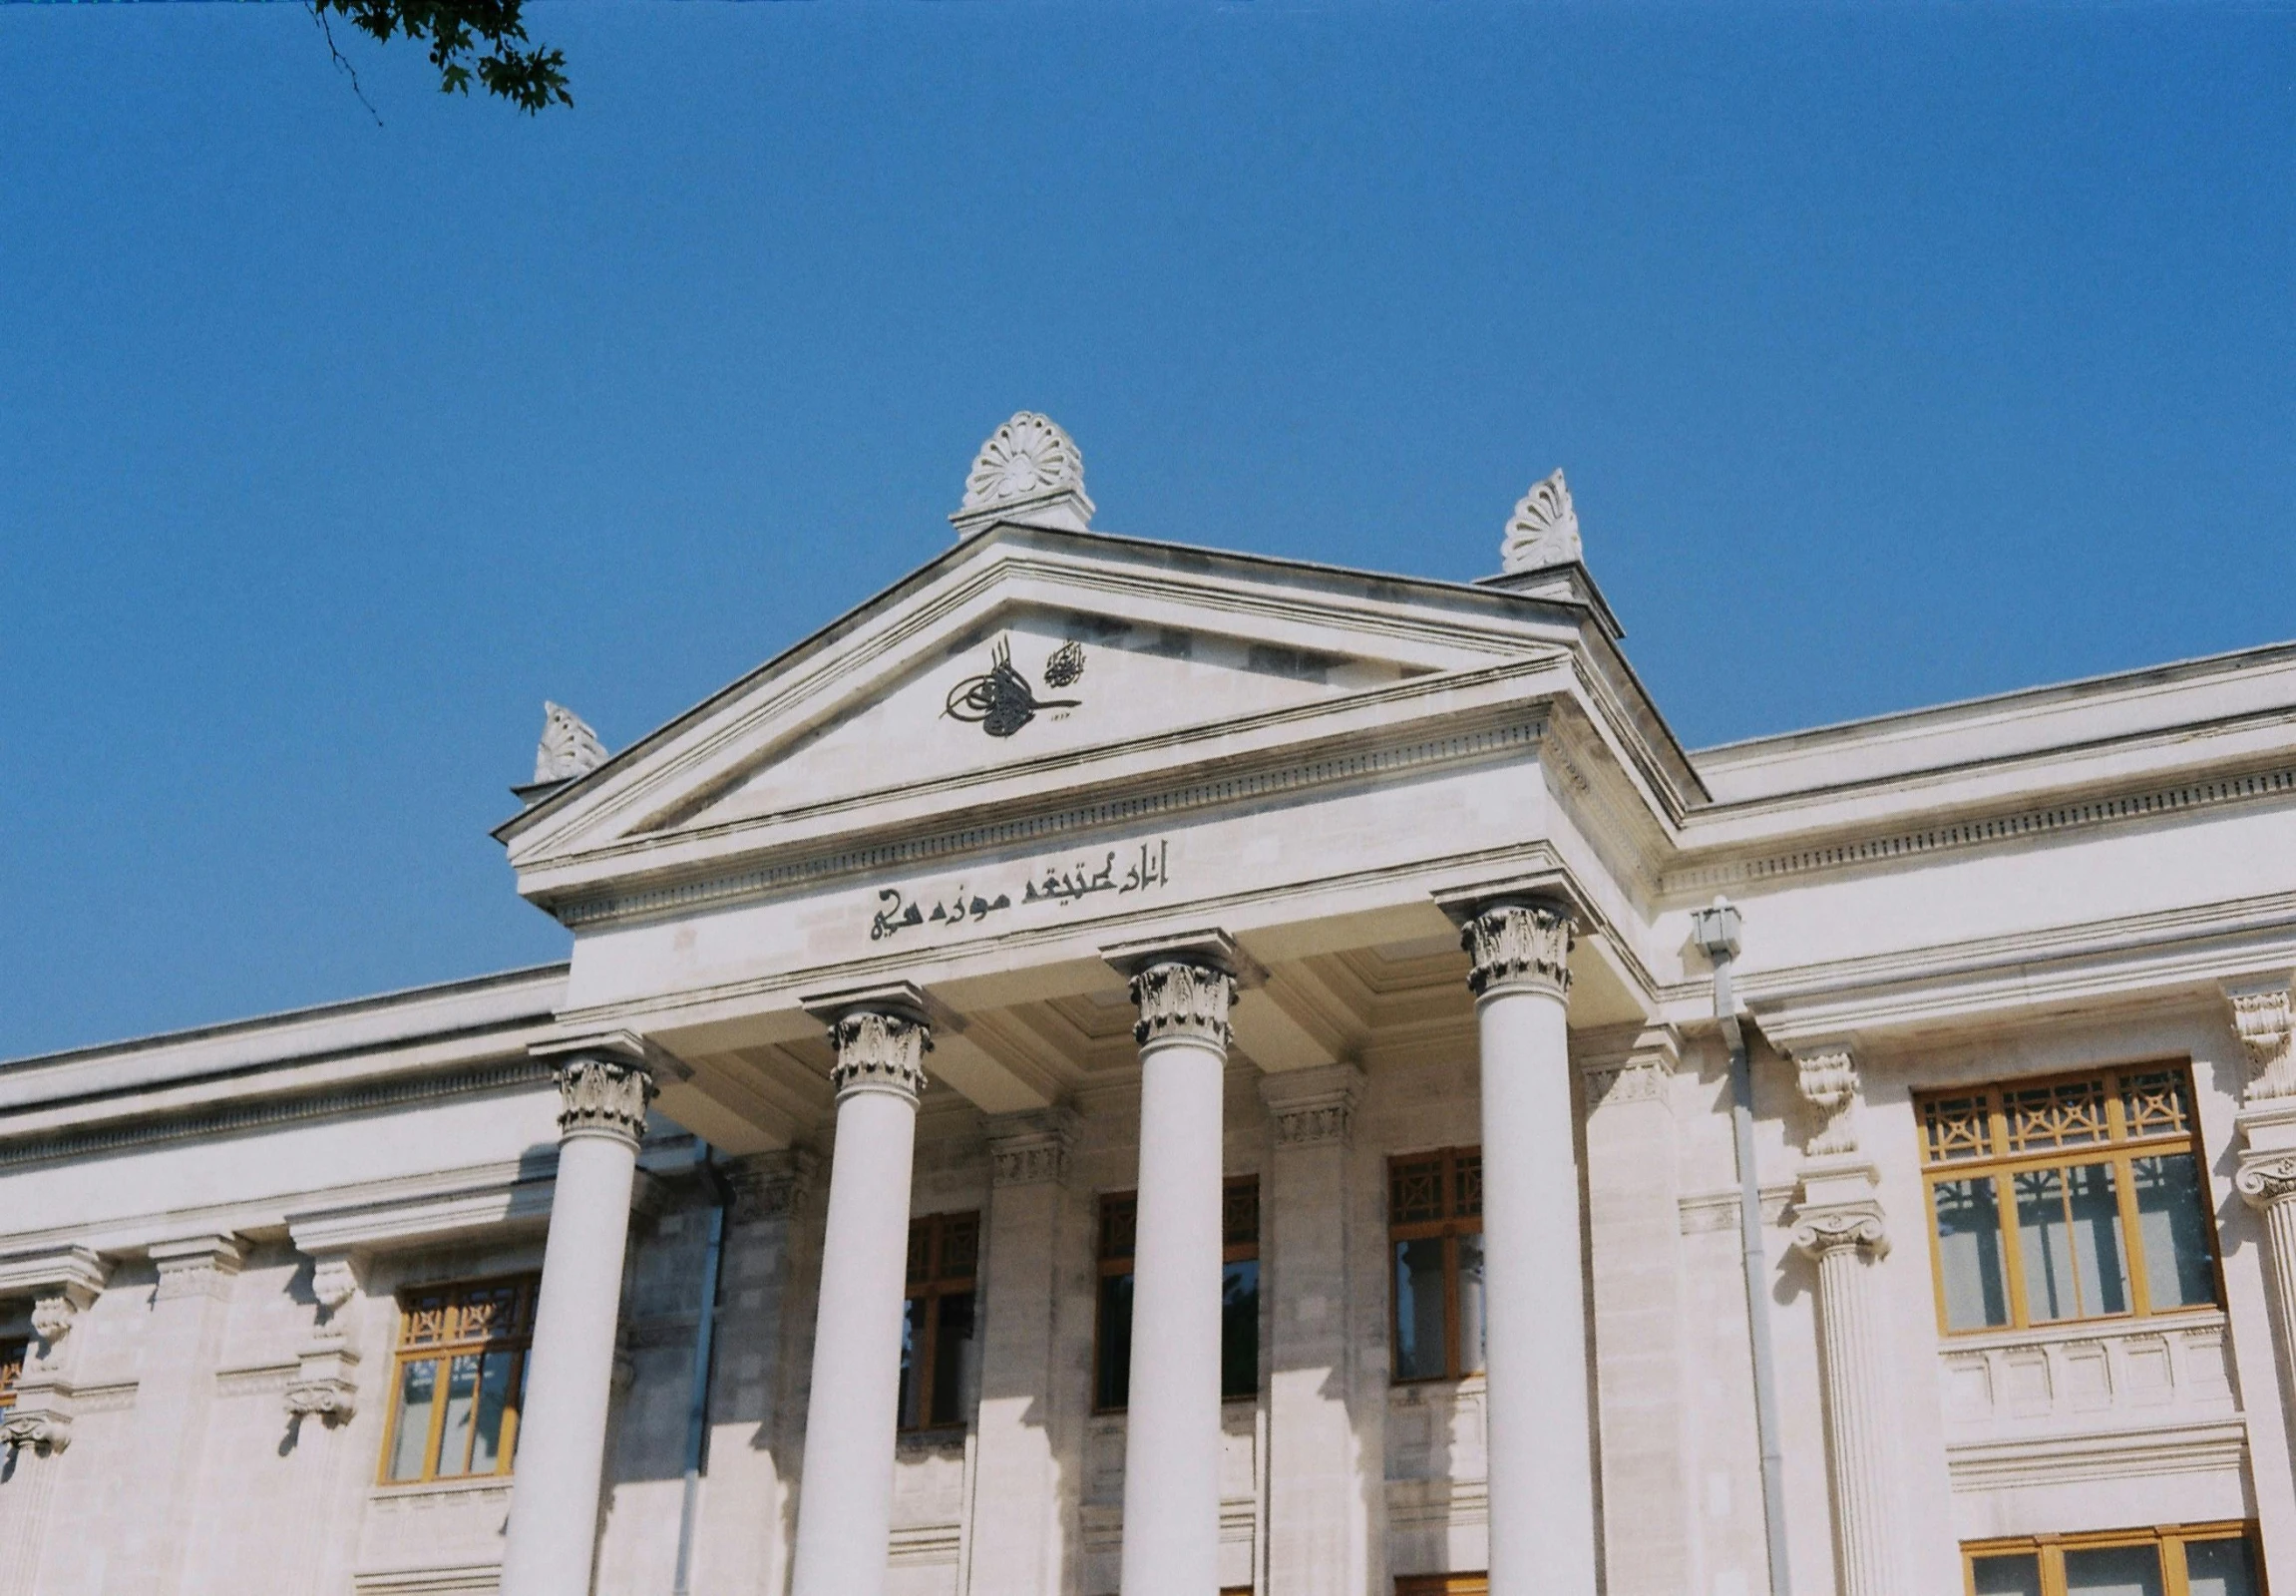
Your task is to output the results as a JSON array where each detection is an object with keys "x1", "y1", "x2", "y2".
[
  {"x1": 2224, "y1": 975, "x2": 2296, "y2": 1104},
  {"x1": 983, "y1": 1107, "x2": 1078, "y2": 1187},
  {"x1": 1582, "y1": 1022, "x2": 1682, "y2": 1111},
  {"x1": 1, "y1": 1382, "x2": 76, "y2": 1455},
  {"x1": 2237, "y1": 1150, "x2": 2296, "y2": 1210},
  {"x1": 1260, "y1": 1062, "x2": 1363, "y2": 1148},
  {"x1": 534, "y1": 1030, "x2": 682, "y2": 1147},
  {"x1": 803, "y1": 983, "x2": 935, "y2": 1102},
  {"x1": 149, "y1": 1233, "x2": 244, "y2": 1302},
  {"x1": 1791, "y1": 1199, "x2": 1890, "y2": 1260},
  {"x1": 1458, "y1": 900, "x2": 1574, "y2": 999},
  {"x1": 1127, "y1": 962, "x2": 1237, "y2": 1048}
]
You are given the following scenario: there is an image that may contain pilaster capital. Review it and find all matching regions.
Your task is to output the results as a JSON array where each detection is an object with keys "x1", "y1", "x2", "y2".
[
  {"x1": 1458, "y1": 901, "x2": 1574, "y2": 999},
  {"x1": 284, "y1": 1338, "x2": 363, "y2": 1423},
  {"x1": 983, "y1": 1107, "x2": 1079, "y2": 1187},
  {"x1": 2236, "y1": 1151, "x2": 2296, "y2": 1210},
  {"x1": 1793, "y1": 1044, "x2": 1863, "y2": 1159},
  {"x1": 1, "y1": 1378, "x2": 76, "y2": 1455},
  {"x1": 150, "y1": 1233, "x2": 243, "y2": 1302},
  {"x1": 722, "y1": 1148, "x2": 818, "y2": 1224},
  {"x1": 2224, "y1": 976, "x2": 2296, "y2": 1104},
  {"x1": 1260, "y1": 1062, "x2": 1363, "y2": 1148},
  {"x1": 1582, "y1": 1023, "x2": 1681, "y2": 1111}
]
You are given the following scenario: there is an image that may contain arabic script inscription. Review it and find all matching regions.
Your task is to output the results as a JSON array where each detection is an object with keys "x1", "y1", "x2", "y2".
[{"x1": 869, "y1": 839, "x2": 1171, "y2": 942}]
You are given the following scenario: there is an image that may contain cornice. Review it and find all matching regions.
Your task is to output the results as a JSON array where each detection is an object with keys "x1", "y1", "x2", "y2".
[
  {"x1": 0, "y1": 1056, "x2": 554, "y2": 1171},
  {"x1": 1745, "y1": 891, "x2": 2296, "y2": 1047}
]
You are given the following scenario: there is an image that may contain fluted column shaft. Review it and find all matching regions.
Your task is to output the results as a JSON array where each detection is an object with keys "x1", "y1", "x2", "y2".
[
  {"x1": 1793, "y1": 1208, "x2": 1897, "y2": 1596},
  {"x1": 1119, "y1": 959, "x2": 1236, "y2": 1596},
  {"x1": 1462, "y1": 902, "x2": 1597, "y2": 1596},
  {"x1": 500, "y1": 1046, "x2": 658, "y2": 1596},
  {"x1": 2238, "y1": 1155, "x2": 2296, "y2": 1422},
  {"x1": 789, "y1": 1007, "x2": 932, "y2": 1596}
]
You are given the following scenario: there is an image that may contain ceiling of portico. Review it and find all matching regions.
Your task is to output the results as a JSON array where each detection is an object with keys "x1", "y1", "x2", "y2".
[{"x1": 648, "y1": 927, "x2": 1648, "y2": 1153}]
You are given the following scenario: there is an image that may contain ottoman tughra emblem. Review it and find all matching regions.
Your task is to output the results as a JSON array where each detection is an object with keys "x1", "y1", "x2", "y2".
[{"x1": 946, "y1": 636, "x2": 1085, "y2": 738}]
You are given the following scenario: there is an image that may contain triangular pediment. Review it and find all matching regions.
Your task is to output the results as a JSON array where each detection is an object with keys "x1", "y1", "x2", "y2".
[{"x1": 501, "y1": 526, "x2": 1595, "y2": 899}]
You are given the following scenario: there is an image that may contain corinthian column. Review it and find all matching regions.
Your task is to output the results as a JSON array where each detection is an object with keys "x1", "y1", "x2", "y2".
[
  {"x1": 789, "y1": 993, "x2": 933, "y2": 1596},
  {"x1": 1460, "y1": 900, "x2": 1595, "y2": 1596},
  {"x1": 1113, "y1": 944, "x2": 1238, "y2": 1596},
  {"x1": 2227, "y1": 977, "x2": 2296, "y2": 1427},
  {"x1": 1787, "y1": 1046, "x2": 1903, "y2": 1596},
  {"x1": 500, "y1": 1034, "x2": 661, "y2": 1596}
]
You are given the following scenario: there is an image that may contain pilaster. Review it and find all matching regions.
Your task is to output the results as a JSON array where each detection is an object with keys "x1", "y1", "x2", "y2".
[
  {"x1": 1786, "y1": 1046, "x2": 1902, "y2": 1596},
  {"x1": 1582, "y1": 1024, "x2": 1691, "y2": 1596},
  {"x1": 969, "y1": 1107, "x2": 1080, "y2": 1596},
  {"x1": 0, "y1": 1246, "x2": 109, "y2": 1596},
  {"x1": 2227, "y1": 976, "x2": 2296, "y2": 1458},
  {"x1": 1260, "y1": 1063, "x2": 1365, "y2": 1596}
]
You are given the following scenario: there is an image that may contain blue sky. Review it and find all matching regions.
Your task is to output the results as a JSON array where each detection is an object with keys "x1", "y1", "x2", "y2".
[{"x1": 4, "y1": 2, "x2": 2292, "y2": 1055}]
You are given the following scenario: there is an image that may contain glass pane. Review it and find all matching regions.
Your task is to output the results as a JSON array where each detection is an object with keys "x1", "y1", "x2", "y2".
[
  {"x1": 1971, "y1": 1552, "x2": 2043, "y2": 1596},
  {"x1": 930, "y1": 1293, "x2": 974, "y2": 1427},
  {"x1": 2063, "y1": 1543, "x2": 2163, "y2": 1596},
  {"x1": 2015, "y1": 1167, "x2": 2077, "y2": 1321},
  {"x1": 436, "y1": 1354, "x2": 481, "y2": 1476},
  {"x1": 1095, "y1": 1274, "x2": 1134, "y2": 1410},
  {"x1": 469, "y1": 1351, "x2": 519, "y2": 1473},
  {"x1": 1220, "y1": 1260, "x2": 1259, "y2": 1399},
  {"x1": 1455, "y1": 1233, "x2": 1487, "y2": 1376},
  {"x1": 1934, "y1": 1177, "x2": 2010, "y2": 1330},
  {"x1": 2133, "y1": 1154, "x2": 2218, "y2": 1310},
  {"x1": 897, "y1": 1297, "x2": 928, "y2": 1428},
  {"x1": 2066, "y1": 1162, "x2": 2130, "y2": 1317},
  {"x1": 2182, "y1": 1536, "x2": 2258, "y2": 1596},
  {"x1": 1393, "y1": 1238, "x2": 1448, "y2": 1381},
  {"x1": 387, "y1": 1359, "x2": 438, "y2": 1480}
]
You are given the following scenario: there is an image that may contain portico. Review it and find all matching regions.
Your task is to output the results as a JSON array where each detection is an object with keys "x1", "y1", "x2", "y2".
[{"x1": 489, "y1": 418, "x2": 1662, "y2": 1594}]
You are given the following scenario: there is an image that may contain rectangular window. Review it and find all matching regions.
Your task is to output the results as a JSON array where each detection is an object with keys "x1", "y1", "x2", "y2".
[
  {"x1": 1963, "y1": 1523, "x2": 2261, "y2": 1596},
  {"x1": 1396, "y1": 1577, "x2": 1489, "y2": 1595},
  {"x1": 380, "y1": 1276, "x2": 536, "y2": 1484},
  {"x1": 1094, "y1": 1177, "x2": 1261, "y2": 1411},
  {"x1": 1920, "y1": 1066, "x2": 2223, "y2": 1335},
  {"x1": 0, "y1": 1338, "x2": 24, "y2": 1411},
  {"x1": 899, "y1": 1211, "x2": 978, "y2": 1431},
  {"x1": 1389, "y1": 1148, "x2": 1484, "y2": 1383}
]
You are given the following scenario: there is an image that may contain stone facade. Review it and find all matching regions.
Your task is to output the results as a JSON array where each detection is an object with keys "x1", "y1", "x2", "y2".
[{"x1": 6, "y1": 415, "x2": 2296, "y2": 1594}]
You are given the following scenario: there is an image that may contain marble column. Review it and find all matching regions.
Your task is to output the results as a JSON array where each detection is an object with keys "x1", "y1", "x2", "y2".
[
  {"x1": 1461, "y1": 901, "x2": 1596, "y2": 1596},
  {"x1": 0, "y1": 1248, "x2": 107, "y2": 1596},
  {"x1": 1119, "y1": 954, "x2": 1237, "y2": 1596},
  {"x1": 499, "y1": 1036, "x2": 660, "y2": 1596},
  {"x1": 1787, "y1": 1046, "x2": 1903, "y2": 1596},
  {"x1": 1583, "y1": 1026, "x2": 1691, "y2": 1596},
  {"x1": 969, "y1": 1107, "x2": 1079, "y2": 1596},
  {"x1": 789, "y1": 999, "x2": 933, "y2": 1596},
  {"x1": 2228, "y1": 979, "x2": 2296, "y2": 1429},
  {"x1": 1260, "y1": 1063, "x2": 1365, "y2": 1596}
]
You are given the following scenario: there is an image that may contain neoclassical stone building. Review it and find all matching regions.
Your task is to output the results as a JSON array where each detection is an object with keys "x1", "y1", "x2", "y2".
[{"x1": 4, "y1": 414, "x2": 2295, "y2": 1596}]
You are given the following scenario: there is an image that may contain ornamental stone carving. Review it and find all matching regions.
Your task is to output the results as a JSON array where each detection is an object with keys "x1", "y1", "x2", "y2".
[
  {"x1": 310, "y1": 1254, "x2": 362, "y2": 1316},
  {"x1": 1461, "y1": 902, "x2": 1573, "y2": 998},
  {"x1": 556, "y1": 1053, "x2": 658, "y2": 1144},
  {"x1": 534, "y1": 701, "x2": 607, "y2": 784},
  {"x1": 29, "y1": 1289, "x2": 90, "y2": 1351},
  {"x1": 2237, "y1": 1152, "x2": 2296, "y2": 1208},
  {"x1": 984, "y1": 1108, "x2": 1077, "y2": 1187},
  {"x1": 829, "y1": 1009, "x2": 932, "y2": 1100},
  {"x1": 284, "y1": 1339, "x2": 362, "y2": 1423},
  {"x1": 1795, "y1": 1048, "x2": 1862, "y2": 1158},
  {"x1": 1129, "y1": 961, "x2": 1237, "y2": 1048},
  {"x1": 2226, "y1": 980, "x2": 2296, "y2": 1102},
  {"x1": 1500, "y1": 468, "x2": 1582, "y2": 573},
  {"x1": 1791, "y1": 1199, "x2": 1890, "y2": 1260},
  {"x1": 953, "y1": 411, "x2": 1094, "y2": 537},
  {"x1": 1, "y1": 1401, "x2": 73, "y2": 1456},
  {"x1": 1262, "y1": 1063, "x2": 1362, "y2": 1148}
]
